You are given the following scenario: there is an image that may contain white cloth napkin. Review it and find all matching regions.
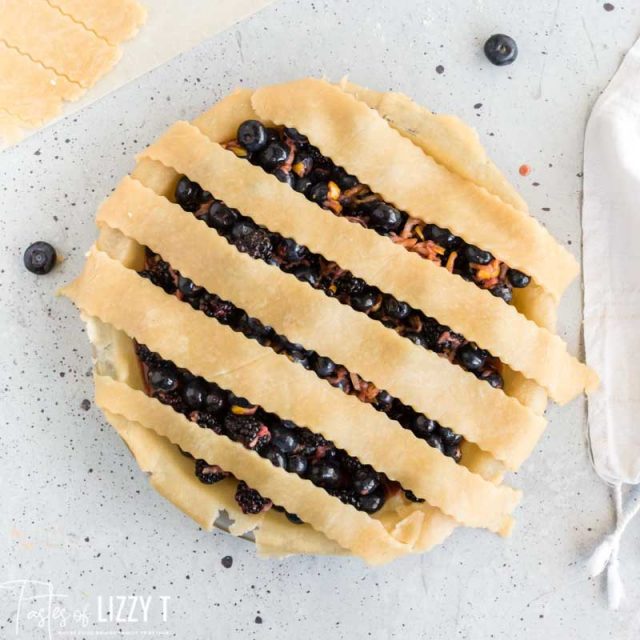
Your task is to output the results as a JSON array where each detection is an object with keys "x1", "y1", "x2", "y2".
[{"x1": 583, "y1": 34, "x2": 640, "y2": 610}]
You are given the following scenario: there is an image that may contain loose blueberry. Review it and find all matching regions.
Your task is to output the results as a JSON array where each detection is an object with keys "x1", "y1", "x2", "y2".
[
  {"x1": 237, "y1": 120, "x2": 268, "y2": 153},
  {"x1": 281, "y1": 238, "x2": 307, "y2": 262},
  {"x1": 369, "y1": 203, "x2": 404, "y2": 231},
  {"x1": 23, "y1": 241, "x2": 56, "y2": 275},
  {"x1": 426, "y1": 434, "x2": 445, "y2": 453},
  {"x1": 457, "y1": 343, "x2": 487, "y2": 371},
  {"x1": 183, "y1": 378, "x2": 208, "y2": 408},
  {"x1": 507, "y1": 268, "x2": 531, "y2": 288},
  {"x1": 231, "y1": 219, "x2": 254, "y2": 240},
  {"x1": 439, "y1": 427, "x2": 463, "y2": 446},
  {"x1": 484, "y1": 34, "x2": 518, "y2": 66},
  {"x1": 373, "y1": 390, "x2": 394, "y2": 413},
  {"x1": 257, "y1": 141, "x2": 288, "y2": 171},
  {"x1": 294, "y1": 176, "x2": 314, "y2": 194},
  {"x1": 333, "y1": 171, "x2": 359, "y2": 190},
  {"x1": 464, "y1": 244, "x2": 493, "y2": 264},
  {"x1": 148, "y1": 366, "x2": 179, "y2": 392},
  {"x1": 283, "y1": 127, "x2": 308, "y2": 144}
]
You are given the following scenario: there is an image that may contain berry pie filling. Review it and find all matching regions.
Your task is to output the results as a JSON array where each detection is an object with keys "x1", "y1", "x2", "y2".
[
  {"x1": 222, "y1": 120, "x2": 532, "y2": 304},
  {"x1": 173, "y1": 177, "x2": 505, "y2": 389},
  {"x1": 136, "y1": 343, "x2": 421, "y2": 520},
  {"x1": 138, "y1": 249, "x2": 464, "y2": 462}
]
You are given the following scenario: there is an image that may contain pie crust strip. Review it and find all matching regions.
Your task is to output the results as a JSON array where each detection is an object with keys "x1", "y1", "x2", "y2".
[
  {"x1": 250, "y1": 78, "x2": 577, "y2": 301},
  {"x1": 0, "y1": 41, "x2": 84, "y2": 125},
  {"x1": 339, "y1": 80, "x2": 529, "y2": 213},
  {"x1": 46, "y1": 0, "x2": 147, "y2": 46},
  {"x1": 61, "y1": 248, "x2": 521, "y2": 533},
  {"x1": 0, "y1": 0, "x2": 120, "y2": 88},
  {"x1": 94, "y1": 375, "x2": 409, "y2": 564},
  {"x1": 98, "y1": 175, "x2": 546, "y2": 469},
  {"x1": 139, "y1": 121, "x2": 597, "y2": 404}
]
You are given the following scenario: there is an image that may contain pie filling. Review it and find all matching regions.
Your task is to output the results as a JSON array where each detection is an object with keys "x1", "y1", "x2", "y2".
[
  {"x1": 221, "y1": 120, "x2": 532, "y2": 303},
  {"x1": 135, "y1": 343, "x2": 423, "y2": 521},
  {"x1": 138, "y1": 249, "x2": 464, "y2": 462},
  {"x1": 172, "y1": 177, "x2": 505, "y2": 389}
]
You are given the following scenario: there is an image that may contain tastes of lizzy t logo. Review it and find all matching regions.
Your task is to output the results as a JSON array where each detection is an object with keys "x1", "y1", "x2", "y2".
[{"x1": 0, "y1": 580, "x2": 171, "y2": 638}]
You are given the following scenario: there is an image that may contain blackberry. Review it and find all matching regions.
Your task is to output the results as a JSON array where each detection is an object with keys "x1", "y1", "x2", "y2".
[
  {"x1": 236, "y1": 228, "x2": 273, "y2": 260},
  {"x1": 235, "y1": 481, "x2": 272, "y2": 514},
  {"x1": 421, "y1": 319, "x2": 443, "y2": 350},
  {"x1": 224, "y1": 414, "x2": 270, "y2": 449},
  {"x1": 192, "y1": 411, "x2": 223, "y2": 433},
  {"x1": 195, "y1": 460, "x2": 229, "y2": 484},
  {"x1": 199, "y1": 294, "x2": 237, "y2": 324}
]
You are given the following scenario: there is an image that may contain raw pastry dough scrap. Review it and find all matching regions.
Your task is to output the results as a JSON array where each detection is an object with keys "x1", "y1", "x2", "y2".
[{"x1": 0, "y1": 0, "x2": 146, "y2": 146}]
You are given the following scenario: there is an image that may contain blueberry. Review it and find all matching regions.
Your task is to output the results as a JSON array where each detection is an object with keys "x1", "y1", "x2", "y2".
[
  {"x1": 231, "y1": 220, "x2": 254, "y2": 240},
  {"x1": 457, "y1": 343, "x2": 487, "y2": 371},
  {"x1": 351, "y1": 288, "x2": 378, "y2": 312},
  {"x1": 23, "y1": 241, "x2": 56, "y2": 275},
  {"x1": 485, "y1": 372, "x2": 504, "y2": 389},
  {"x1": 206, "y1": 201, "x2": 237, "y2": 231},
  {"x1": 183, "y1": 378, "x2": 208, "y2": 408},
  {"x1": 270, "y1": 426, "x2": 298, "y2": 454},
  {"x1": 439, "y1": 427, "x2": 463, "y2": 446},
  {"x1": 490, "y1": 283, "x2": 513, "y2": 303},
  {"x1": 264, "y1": 446, "x2": 286, "y2": 468},
  {"x1": 309, "y1": 460, "x2": 342, "y2": 488},
  {"x1": 286, "y1": 454, "x2": 308, "y2": 475},
  {"x1": 445, "y1": 444, "x2": 463, "y2": 463},
  {"x1": 407, "y1": 333, "x2": 429, "y2": 349},
  {"x1": 293, "y1": 264, "x2": 320, "y2": 287},
  {"x1": 177, "y1": 275, "x2": 202, "y2": 298},
  {"x1": 412, "y1": 415, "x2": 437, "y2": 437},
  {"x1": 257, "y1": 141, "x2": 288, "y2": 171},
  {"x1": 294, "y1": 176, "x2": 314, "y2": 194},
  {"x1": 308, "y1": 182, "x2": 329, "y2": 204},
  {"x1": 426, "y1": 434, "x2": 445, "y2": 453},
  {"x1": 205, "y1": 387, "x2": 227, "y2": 413},
  {"x1": 174, "y1": 176, "x2": 202, "y2": 211},
  {"x1": 282, "y1": 238, "x2": 307, "y2": 262},
  {"x1": 285, "y1": 512, "x2": 304, "y2": 525},
  {"x1": 148, "y1": 366, "x2": 178, "y2": 391},
  {"x1": 484, "y1": 34, "x2": 518, "y2": 66},
  {"x1": 358, "y1": 489, "x2": 385, "y2": 514},
  {"x1": 353, "y1": 468, "x2": 380, "y2": 496},
  {"x1": 382, "y1": 296, "x2": 411, "y2": 320},
  {"x1": 333, "y1": 171, "x2": 359, "y2": 190},
  {"x1": 369, "y1": 203, "x2": 404, "y2": 231},
  {"x1": 507, "y1": 268, "x2": 531, "y2": 288},
  {"x1": 373, "y1": 390, "x2": 394, "y2": 412},
  {"x1": 237, "y1": 120, "x2": 268, "y2": 152},
  {"x1": 424, "y1": 224, "x2": 459, "y2": 249},
  {"x1": 284, "y1": 127, "x2": 308, "y2": 144},
  {"x1": 313, "y1": 355, "x2": 336, "y2": 379},
  {"x1": 292, "y1": 152, "x2": 313, "y2": 177},
  {"x1": 273, "y1": 168, "x2": 294, "y2": 186},
  {"x1": 464, "y1": 244, "x2": 493, "y2": 264}
]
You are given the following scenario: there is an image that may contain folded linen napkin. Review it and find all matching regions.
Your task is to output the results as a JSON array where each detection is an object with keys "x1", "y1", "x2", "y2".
[{"x1": 583, "y1": 34, "x2": 640, "y2": 611}]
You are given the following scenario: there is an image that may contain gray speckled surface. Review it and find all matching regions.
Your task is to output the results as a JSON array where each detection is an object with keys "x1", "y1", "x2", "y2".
[{"x1": 1, "y1": 1, "x2": 639, "y2": 638}]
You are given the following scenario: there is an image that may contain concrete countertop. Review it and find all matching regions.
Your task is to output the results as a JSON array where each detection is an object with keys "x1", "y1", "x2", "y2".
[{"x1": 1, "y1": 1, "x2": 639, "y2": 638}]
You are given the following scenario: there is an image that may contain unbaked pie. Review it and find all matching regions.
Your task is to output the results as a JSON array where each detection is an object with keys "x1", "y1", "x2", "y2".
[{"x1": 62, "y1": 78, "x2": 597, "y2": 564}]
